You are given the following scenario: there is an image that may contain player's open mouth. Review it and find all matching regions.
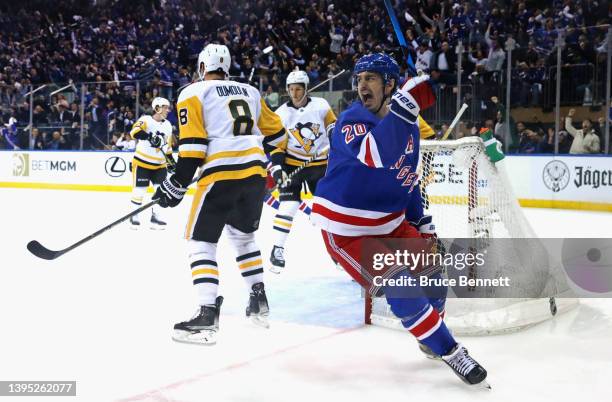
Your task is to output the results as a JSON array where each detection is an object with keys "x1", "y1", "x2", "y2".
[{"x1": 361, "y1": 93, "x2": 373, "y2": 102}]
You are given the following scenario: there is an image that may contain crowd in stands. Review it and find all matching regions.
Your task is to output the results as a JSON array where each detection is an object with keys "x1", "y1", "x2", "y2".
[{"x1": 0, "y1": 0, "x2": 610, "y2": 153}]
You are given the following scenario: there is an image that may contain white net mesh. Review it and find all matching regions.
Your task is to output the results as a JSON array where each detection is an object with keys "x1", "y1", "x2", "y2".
[{"x1": 369, "y1": 137, "x2": 578, "y2": 335}]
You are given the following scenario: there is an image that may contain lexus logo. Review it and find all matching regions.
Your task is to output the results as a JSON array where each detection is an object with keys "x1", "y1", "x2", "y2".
[
  {"x1": 105, "y1": 156, "x2": 127, "y2": 177},
  {"x1": 542, "y1": 160, "x2": 569, "y2": 192}
]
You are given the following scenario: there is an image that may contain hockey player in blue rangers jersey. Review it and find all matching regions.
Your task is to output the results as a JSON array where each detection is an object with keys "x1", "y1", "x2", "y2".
[{"x1": 311, "y1": 53, "x2": 489, "y2": 387}]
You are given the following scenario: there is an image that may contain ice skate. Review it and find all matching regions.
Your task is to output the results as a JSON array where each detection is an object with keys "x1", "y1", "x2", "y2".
[
  {"x1": 246, "y1": 282, "x2": 270, "y2": 328},
  {"x1": 173, "y1": 296, "x2": 223, "y2": 345},
  {"x1": 129, "y1": 214, "x2": 140, "y2": 230},
  {"x1": 442, "y1": 343, "x2": 490, "y2": 389},
  {"x1": 150, "y1": 212, "x2": 167, "y2": 230},
  {"x1": 418, "y1": 342, "x2": 441, "y2": 360},
  {"x1": 269, "y1": 246, "x2": 285, "y2": 274}
]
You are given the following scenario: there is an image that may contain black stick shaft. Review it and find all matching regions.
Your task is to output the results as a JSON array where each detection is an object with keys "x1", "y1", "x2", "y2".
[
  {"x1": 271, "y1": 145, "x2": 329, "y2": 193},
  {"x1": 60, "y1": 200, "x2": 159, "y2": 255},
  {"x1": 28, "y1": 171, "x2": 202, "y2": 260}
]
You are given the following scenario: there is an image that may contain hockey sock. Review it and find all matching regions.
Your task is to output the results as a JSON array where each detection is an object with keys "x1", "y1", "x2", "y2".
[
  {"x1": 384, "y1": 272, "x2": 455, "y2": 356},
  {"x1": 425, "y1": 272, "x2": 447, "y2": 319},
  {"x1": 403, "y1": 304, "x2": 455, "y2": 356},
  {"x1": 298, "y1": 200, "x2": 312, "y2": 215},
  {"x1": 265, "y1": 193, "x2": 280, "y2": 209},
  {"x1": 188, "y1": 240, "x2": 219, "y2": 306},
  {"x1": 237, "y1": 250, "x2": 264, "y2": 288},
  {"x1": 273, "y1": 201, "x2": 299, "y2": 247},
  {"x1": 226, "y1": 226, "x2": 264, "y2": 288},
  {"x1": 131, "y1": 186, "x2": 146, "y2": 206}
]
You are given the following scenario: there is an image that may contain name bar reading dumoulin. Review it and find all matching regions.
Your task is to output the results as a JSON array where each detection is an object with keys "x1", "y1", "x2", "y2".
[{"x1": 0, "y1": 381, "x2": 76, "y2": 396}]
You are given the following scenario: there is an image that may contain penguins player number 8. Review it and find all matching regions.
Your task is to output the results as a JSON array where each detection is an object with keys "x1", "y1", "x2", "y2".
[{"x1": 179, "y1": 108, "x2": 188, "y2": 125}]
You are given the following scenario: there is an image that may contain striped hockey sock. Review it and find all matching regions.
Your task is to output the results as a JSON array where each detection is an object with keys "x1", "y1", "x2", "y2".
[
  {"x1": 264, "y1": 193, "x2": 311, "y2": 216},
  {"x1": 404, "y1": 304, "x2": 455, "y2": 356},
  {"x1": 273, "y1": 201, "x2": 299, "y2": 248},
  {"x1": 298, "y1": 201, "x2": 312, "y2": 215},
  {"x1": 237, "y1": 251, "x2": 264, "y2": 287},
  {"x1": 264, "y1": 193, "x2": 280, "y2": 209},
  {"x1": 189, "y1": 241, "x2": 219, "y2": 306}
]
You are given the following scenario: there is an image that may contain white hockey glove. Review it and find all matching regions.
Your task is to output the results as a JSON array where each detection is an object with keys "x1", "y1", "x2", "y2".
[{"x1": 390, "y1": 75, "x2": 436, "y2": 124}]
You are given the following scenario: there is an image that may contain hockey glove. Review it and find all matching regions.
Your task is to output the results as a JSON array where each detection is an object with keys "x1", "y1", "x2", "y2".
[
  {"x1": 270, "y1": 165, "x2": 290, "y2": 187},
  {"x1": 148, "y1": 132, "x2": 163, "y2": 148},
  {"x1": 410, "y1": 215, "x2": 446, "y2": 255},
  {"x1": 411, "y1": 214, "x2": 436, "y2": 237},
  {"x1": 153, "y1": 176, "x2": 187, "y2": 208},
  {"x1": 390, "y1": 75, "x2": 436, "y2": 124}
]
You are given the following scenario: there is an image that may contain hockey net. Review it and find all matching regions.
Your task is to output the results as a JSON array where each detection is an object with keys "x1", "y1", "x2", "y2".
[{"x1": 366, "y1": 137, "x2": 578, "y2": 335}]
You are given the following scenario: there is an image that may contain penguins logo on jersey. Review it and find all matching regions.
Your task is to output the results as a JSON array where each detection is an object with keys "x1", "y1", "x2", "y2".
[{"x1": 290, "y1": 122, "x2": 322, "y2": 153}]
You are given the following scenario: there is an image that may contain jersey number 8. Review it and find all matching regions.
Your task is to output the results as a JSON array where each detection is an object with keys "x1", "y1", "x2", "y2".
[
  {"x1": 228, "y1": 99, "x2": 254, "y2": 136},
  {"x1": 179, "y1": 108, "x2": 188, "y2": 125}
]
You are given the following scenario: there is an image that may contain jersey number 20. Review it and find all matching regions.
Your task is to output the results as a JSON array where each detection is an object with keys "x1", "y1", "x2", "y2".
[{"x1": 228, "y1": 99, "x2": 254, "y2": 136}]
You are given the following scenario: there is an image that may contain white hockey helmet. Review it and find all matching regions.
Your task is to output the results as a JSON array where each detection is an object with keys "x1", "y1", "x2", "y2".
[
  {"x1": 286, "y1": 70, "x2": 309, "y2": 91},
  {"x1": 197, "y1": 44, "x2": 231, "y2": 78},
  {"x1": 152, "y1": 97, "x2": 170, "y2": 112}
]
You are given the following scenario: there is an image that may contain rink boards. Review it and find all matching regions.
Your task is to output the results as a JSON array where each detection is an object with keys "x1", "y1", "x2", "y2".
[{"x1": 0, "y1": 150, "x2": 611, "y2": 211}]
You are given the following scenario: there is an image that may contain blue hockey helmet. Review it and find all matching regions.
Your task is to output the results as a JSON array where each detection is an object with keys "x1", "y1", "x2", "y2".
[{"x1": 353, "y1": 53, "x2": 400, "y2": 87}]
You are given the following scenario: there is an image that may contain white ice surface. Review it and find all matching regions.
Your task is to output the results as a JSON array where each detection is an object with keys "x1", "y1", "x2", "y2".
[{"x1": 1, "y1": 188, "x2": 611, "y2": 402}]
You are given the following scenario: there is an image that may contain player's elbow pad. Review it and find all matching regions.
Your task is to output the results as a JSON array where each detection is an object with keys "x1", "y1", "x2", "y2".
[
  {"x1": 268, "y1": 149, "x2": 286, "y2": 166},
  {"x1": 131, "y1": 130, "x2": 148, "y2": 140}
]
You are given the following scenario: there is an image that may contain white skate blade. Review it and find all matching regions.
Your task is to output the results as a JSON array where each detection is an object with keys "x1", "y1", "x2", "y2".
[
  {"x1": 460, "y1": 377, "x2": 491, "y2": 390},
  {"x1": 172, "y1": 329, "x2": 217, "y2": 345},
  {"x1": 475, "y1": 380, "x2": 491, "y2": 390},
  {"x1": 149, "y1": 225, "x2": 166, "y2": 231},
  {"x1": 250, "y1": 314, "x2": 270, "y2": 329},
  {"x1": 269, "y1": 265, "x2": 283, "y2": 274},
  {"x1": 129, "y1": 225, "x2": 139, "y2": 230}
]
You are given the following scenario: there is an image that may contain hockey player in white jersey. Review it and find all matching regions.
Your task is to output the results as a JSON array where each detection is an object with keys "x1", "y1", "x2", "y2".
[
  {"x1": 128, "y1": 97, "x2": 176, "y2": 229},
  {"x1": 269, "y1": 70, "x2": 336, "y2": 273},
  {"x1": 152, "y1": 44, "x2": 288, "y2": 345}
]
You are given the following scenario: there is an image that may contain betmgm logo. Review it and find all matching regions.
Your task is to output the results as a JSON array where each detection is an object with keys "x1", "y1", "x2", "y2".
[{"x1": 12, "y1": 153, "x2": 29, "y2": 177}]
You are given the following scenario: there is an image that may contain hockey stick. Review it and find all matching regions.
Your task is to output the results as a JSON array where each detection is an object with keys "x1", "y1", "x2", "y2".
[
  {"x1": 27, "y1": 200, "x2": 160, "y2": 260},
  {"x1": 248, "y1": 46, "x2": 274, "y2": 85},
  {"x1": 178, "y1": 46, "x2": 275, "y2": 94},
  {"x1": 27, "y1": 174, "x2": 199, "y2": 260},
  {"x1": 441, "y1": 103, "x2": 468, "y2": 140},
  {"x1": 266, "y1": 70, "x2": 342, "y2": 191},
  {"x1": 419, "y1": 103, "x2": 469, "y2": 210},
  {"x1": 177, "y1": 74, "x2": 201, "y2": 94},
  {"x1": 383, "y1": 0, "x2": 416, "y2": 75},
  {"x1": 271, "y1": 144, "x2": 330, "y2": 192},
  {"x1": 307, "y1": 69, "x2": 347, "y2": 93}
]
